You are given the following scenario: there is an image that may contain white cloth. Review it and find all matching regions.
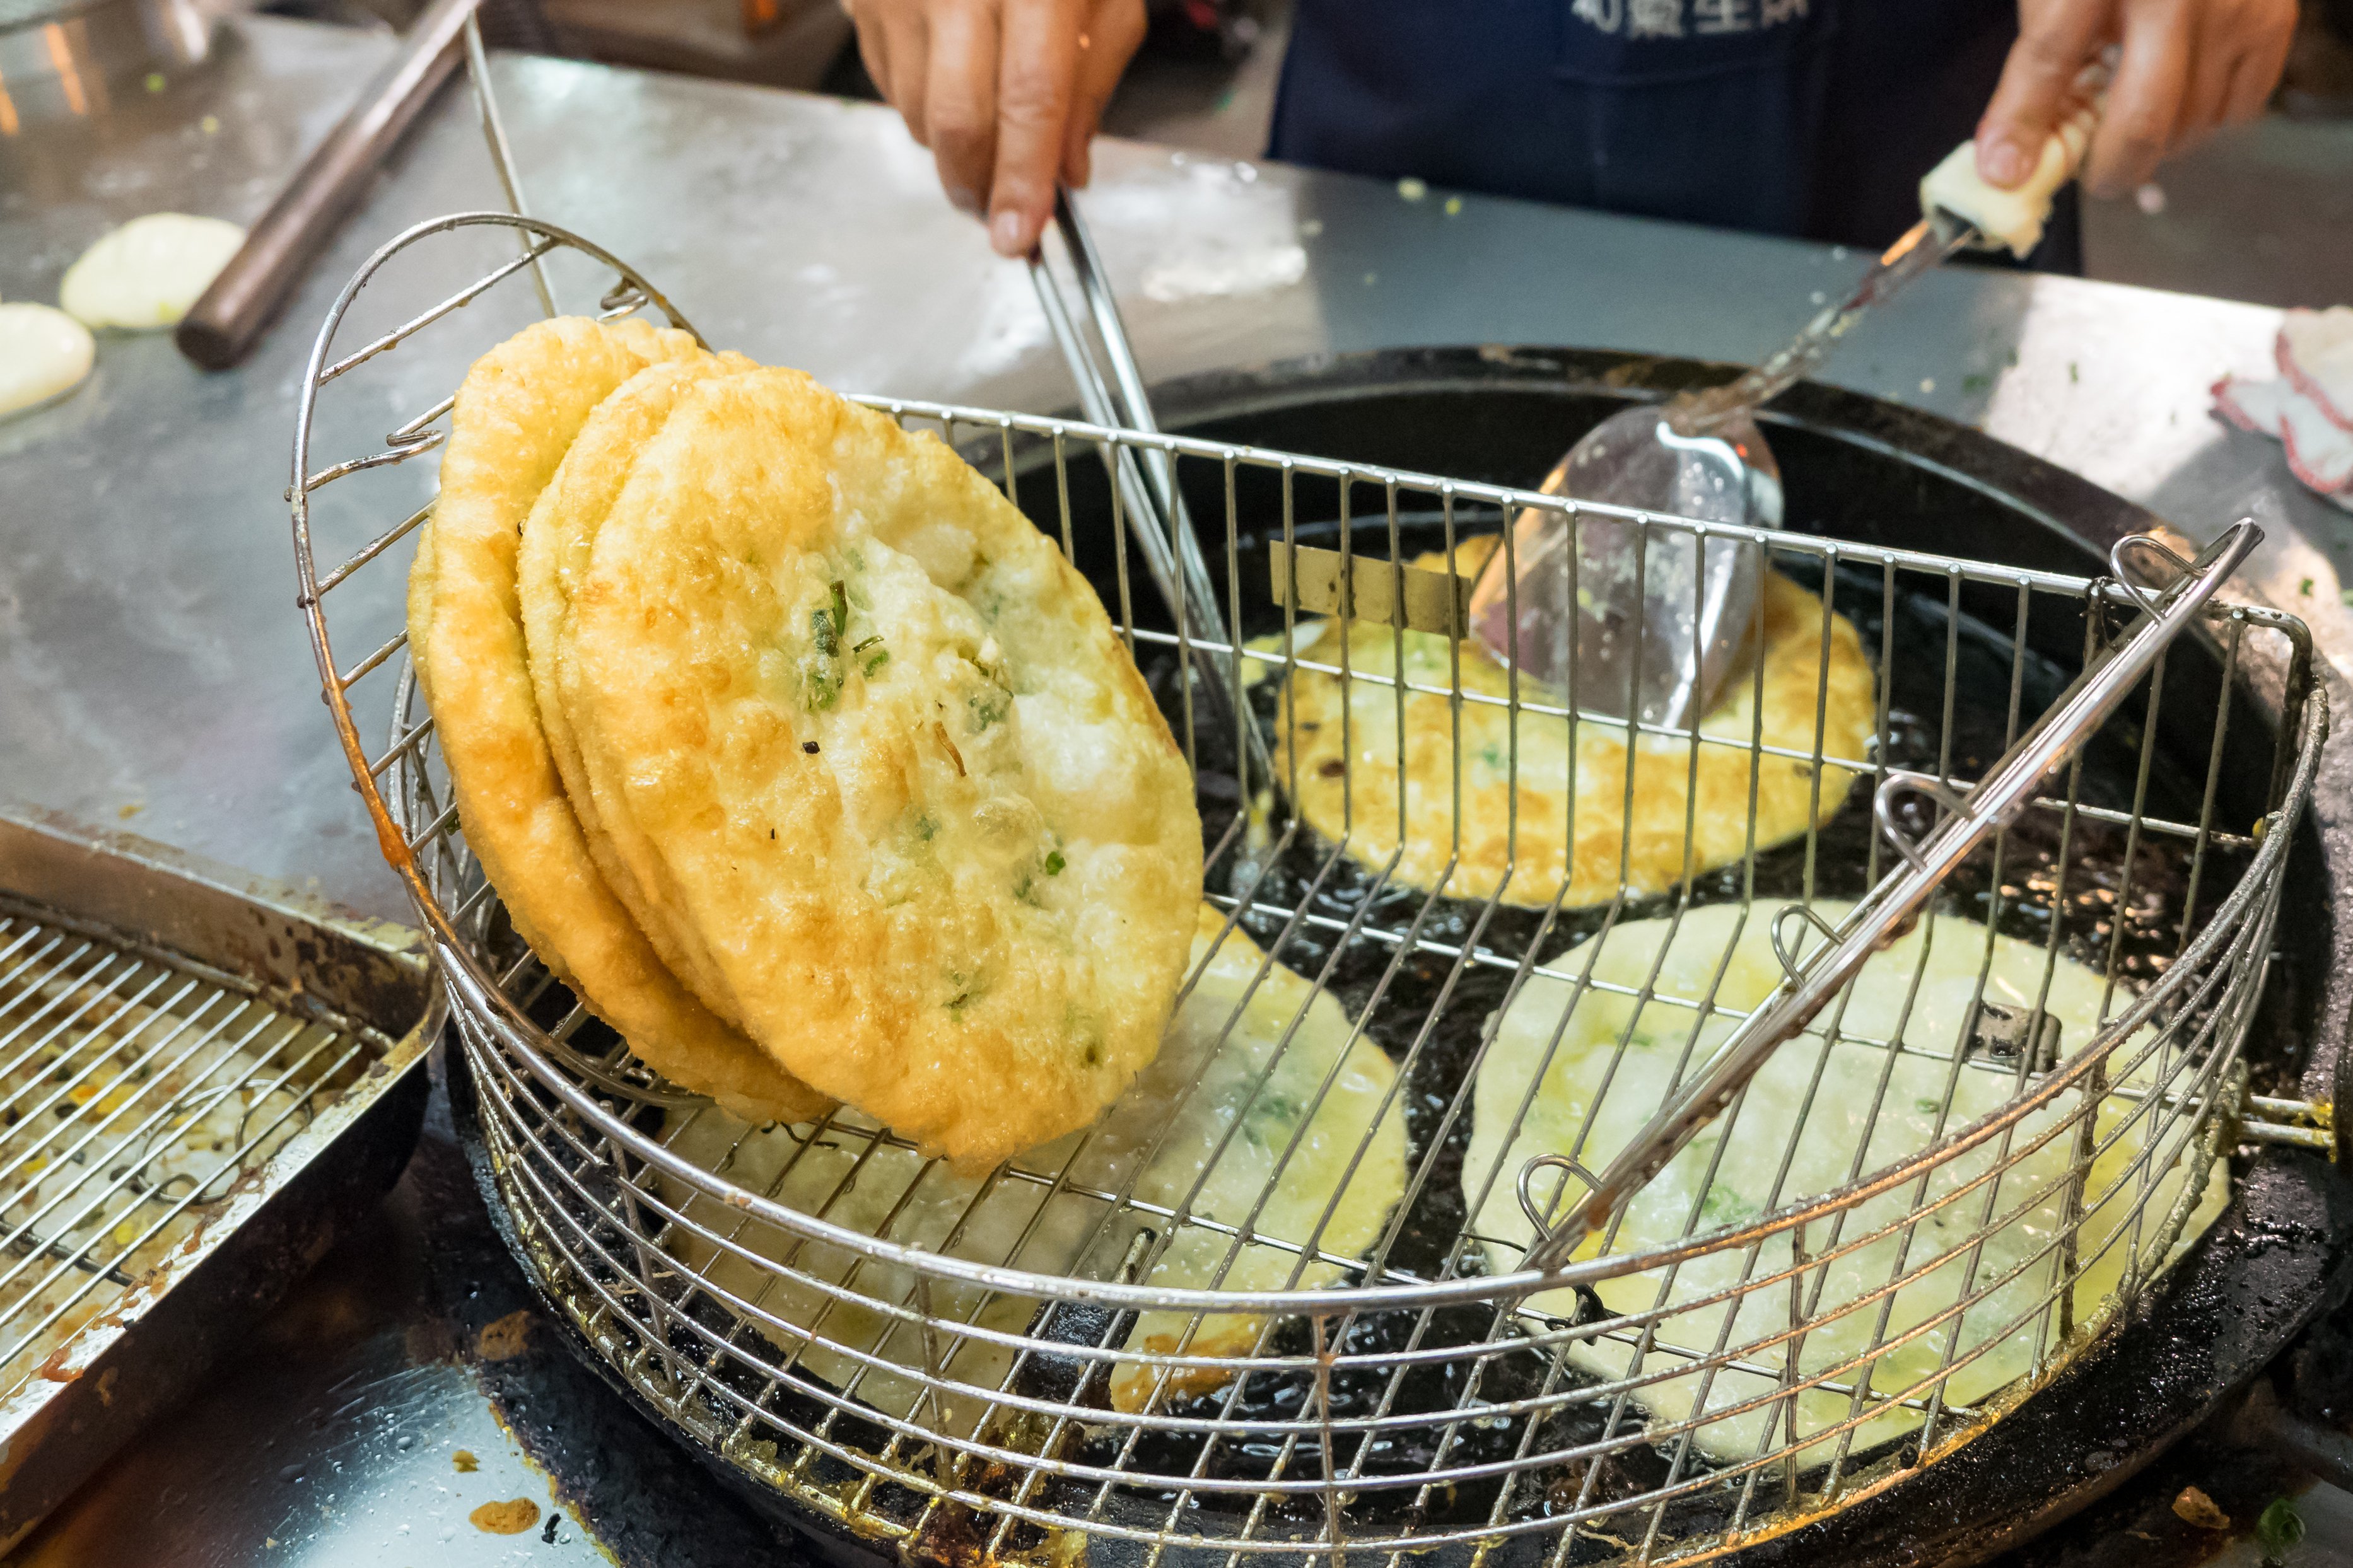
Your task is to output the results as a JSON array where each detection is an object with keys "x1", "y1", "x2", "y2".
[{"x1": 2212, "y1": 306, "x2": 2353, "y2": 513}]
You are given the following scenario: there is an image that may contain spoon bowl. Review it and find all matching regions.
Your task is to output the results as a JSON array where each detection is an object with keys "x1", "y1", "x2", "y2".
[
  {"x1": 1465, "y1": 397, "x2": 1783, "y2": 731},
  {"x1": 1466, "y1": 206, "x2": 1979, "y2": 732}
]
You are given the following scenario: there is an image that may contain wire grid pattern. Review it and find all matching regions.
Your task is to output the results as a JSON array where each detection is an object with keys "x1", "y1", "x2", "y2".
[
  {"x1": 293, "y1": 214, "x2": 2323, "y2": 1566},
  {"x1": 0, "y1": 900, "x2": 380, "y2": 1400}
]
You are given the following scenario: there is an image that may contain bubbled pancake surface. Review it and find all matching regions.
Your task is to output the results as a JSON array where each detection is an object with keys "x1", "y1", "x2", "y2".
[
  {"x1": 1465, "y1": 903, "x2": 2229, "y2": 1463},
  {"x1": 564, "y1": 369, "x2": 1204, "y2": 1166},
  {"x1": 658, "y1": 907, "x2": 1406, "y2": 1434},
  {"x1": 517, "y1": 352, "x2": 757, "y2": 1021},
  {"x1": 1275, "y1": 536, "x2": 1877, "y2": 909},
  {"x1": 406, "y1": 317, "x2": 829, "y2": 1125}
]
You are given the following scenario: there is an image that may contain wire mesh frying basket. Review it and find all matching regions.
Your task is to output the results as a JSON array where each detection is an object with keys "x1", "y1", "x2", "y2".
[{"x1": 289, "y1": 209, "x2": 2330, "y2": 1568}]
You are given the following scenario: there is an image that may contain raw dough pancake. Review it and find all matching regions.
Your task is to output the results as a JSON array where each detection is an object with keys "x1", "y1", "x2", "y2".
[
  {"x1": 407, "y1": 317, "x2": 827, "y2": 1125},
  {"x1": 0, "y1": 303, "x2": 94, "y2": 419},
  {"x1": 517, "y1": 352, "x2": 757, "y2": 1021},
  {"x1": 1465, "y1": 903, "x2": 2229, "y2": 1463},
  {"x1": 658, "y1": 907, "x2": 1407, "y2": 1437},
  {"x1": 1274, "y1": 537, "x2": 1876, "y2": 909},
  {"x1": 564, "y1": 368, "x2": 1203, "y2": 1164}
]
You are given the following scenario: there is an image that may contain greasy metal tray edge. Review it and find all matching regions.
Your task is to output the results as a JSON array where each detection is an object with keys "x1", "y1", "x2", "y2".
[{"x1": 0, "y1": 801, "x2": 438, "y2": 1553}]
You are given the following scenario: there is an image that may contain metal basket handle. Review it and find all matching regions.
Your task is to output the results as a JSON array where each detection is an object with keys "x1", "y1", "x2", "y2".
[{"x1": 1517, "y1": 518, "x2": 2265, "y2": 1274}]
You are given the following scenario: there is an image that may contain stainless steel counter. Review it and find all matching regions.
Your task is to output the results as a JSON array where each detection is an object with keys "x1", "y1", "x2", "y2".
[
  {"x1": 3, "y1": 15, "x2": 2350, "y2": 1566},
  {"x1": 8, "y1": 14, "x2": 2352, "y2": 927}
]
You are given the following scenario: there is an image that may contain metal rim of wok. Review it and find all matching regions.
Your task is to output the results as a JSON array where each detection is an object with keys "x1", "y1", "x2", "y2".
[{"x1": 441, "y1": 340, "x2": 2353, "y2": 1567}]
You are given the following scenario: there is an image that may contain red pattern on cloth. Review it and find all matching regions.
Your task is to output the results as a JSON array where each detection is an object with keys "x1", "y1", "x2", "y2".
[{"x1": 2210, "y1": 308, "x2": 2353, "y2": 513}]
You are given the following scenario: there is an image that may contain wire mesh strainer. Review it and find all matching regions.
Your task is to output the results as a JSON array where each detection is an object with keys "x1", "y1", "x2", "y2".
[{"x1": 289, "y1": 182, "x2": 2328, "y2": 1568}]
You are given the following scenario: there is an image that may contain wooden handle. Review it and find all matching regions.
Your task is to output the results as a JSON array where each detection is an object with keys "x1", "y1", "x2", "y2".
[
  {"x1": 1918, "y1": 61, "x2": 2110, "y2": 258},
  {"x1": 173, "y1": 0, "x2": 480, "y2": 371}
]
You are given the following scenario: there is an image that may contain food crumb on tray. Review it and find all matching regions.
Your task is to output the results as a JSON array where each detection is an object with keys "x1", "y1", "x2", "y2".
[
  {"x1": 469, "y1": 1497, "x2": 540, "y2": 1535},
  {"x1": 0, "y1": 960, "x2": 341, "y2": 1400}
]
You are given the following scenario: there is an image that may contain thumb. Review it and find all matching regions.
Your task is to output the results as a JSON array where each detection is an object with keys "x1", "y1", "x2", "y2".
[{"x1": 1976, "y1": 1, "x2": 2111, "y2": 188}]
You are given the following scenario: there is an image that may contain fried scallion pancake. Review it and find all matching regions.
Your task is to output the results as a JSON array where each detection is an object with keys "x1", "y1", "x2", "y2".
[
  {"x1": 406, "y1": 317, "x2": 827, "y2": 1125},
  {"x1": 1275, "y1": 536, "x2": 1876, "y2": 909},
  {"x1": 1466, "y1": 903, "x2": 2229, "y2": 1463},
  {"x1": 659, "y1": 908, "x2": 1407, "y2": 1437},
  {"x1": 563, "y1": 368, "x2": 1202, "y2": 1164},
  {"x1": 517, "y1": 352, "x2": 757, "y2": 1021}
]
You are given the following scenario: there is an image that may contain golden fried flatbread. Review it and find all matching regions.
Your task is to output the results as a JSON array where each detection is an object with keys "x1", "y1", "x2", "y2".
[
  {"x1": 408, "y1": 317, "x2": 827, "y2": 1125},
  {"x1": 517, "y1": 352, "x2": 757, "y2": 1021},
  {"x1": 564, "y1": 368, "x2": 1203, "y2": 1166},
  {"x1": 1467, "y1": 903, "x2": 2227, "y2": 1463},
  {"x1": 1275, "y1": 536, "x2": 1876, "y2": 909},
  {"x1": 658, "y1": 907, "x2": 1407, "y2": 1436}
]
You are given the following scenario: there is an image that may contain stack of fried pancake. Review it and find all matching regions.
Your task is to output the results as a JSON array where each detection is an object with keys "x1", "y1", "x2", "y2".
[{"x1": 409, "y1": 318, "x2": 1205, "y2": 1166}]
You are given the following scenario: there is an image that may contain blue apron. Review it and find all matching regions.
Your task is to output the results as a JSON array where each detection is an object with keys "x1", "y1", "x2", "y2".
[{"x1": 1267, "y1": 0, "x2": 2081, "y2": 270}]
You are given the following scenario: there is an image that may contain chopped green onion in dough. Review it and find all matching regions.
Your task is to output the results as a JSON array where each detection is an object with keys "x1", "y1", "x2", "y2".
[
  {"x1": 1466, "y1": 902, "x2": 2229, "y2": 1465},
  {"x1": 658, "y1": 904, "x2": 1406, "y2": 1438},
  {"x1": 1240, "y1": 621, "x2": 1326, "y2": 688}
]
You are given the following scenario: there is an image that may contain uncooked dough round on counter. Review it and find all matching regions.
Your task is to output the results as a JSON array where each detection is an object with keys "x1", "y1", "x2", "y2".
[
  {"x1": 1273, "y1": 535, "x2": 1877, "y2": 909},
  {"x1": 658, "y1": 907, "x2": 1406, "y2": 1436},
  {"x1": 0, "y1": 303, "x2": 95, "y2": 419},
  {"x1": 563, "y1": 367, "x2": 1203, "y2": 1168},
  {"x1": 1464, "y1": 902, "x2": 2229, "y2": 1465},
  {"x1": 59, "y1": 213, "x2": 245, "y2": 330}
]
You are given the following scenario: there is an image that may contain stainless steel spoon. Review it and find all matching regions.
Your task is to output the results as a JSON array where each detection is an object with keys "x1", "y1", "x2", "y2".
[
  {"x1": 1464, "y1": 66, "x2": 2114, "y2": 733},
  {"x1": 1463, "y1": 210, "x2": 1971, "y2": 733}
]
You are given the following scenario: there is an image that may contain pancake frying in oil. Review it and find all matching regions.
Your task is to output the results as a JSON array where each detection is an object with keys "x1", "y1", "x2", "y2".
[
  {"x1": 563, "y1": 368, "x2": 1203, "y2": 1166},
  {"x1": 659, "y1": 908, "x2": 1408, "y2": 1436},
  {"x1": 1274, "y1": 536, "x2": 1877, "y2": 909},
  {"x1": 1464, "y1": 903, "x2": 2229, "y2": 1464},
  {"x1": 406, "y1": 317, "x2": 828, "y2": 1125}
]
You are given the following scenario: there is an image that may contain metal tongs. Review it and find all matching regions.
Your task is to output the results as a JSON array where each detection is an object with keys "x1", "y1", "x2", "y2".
[
  {"x1": 1026, "y1": 190, "x2": 1271, "y2": 792},
  {"x1": 1515, "y1": 520, "x2": 2262, "y2": 1273}
]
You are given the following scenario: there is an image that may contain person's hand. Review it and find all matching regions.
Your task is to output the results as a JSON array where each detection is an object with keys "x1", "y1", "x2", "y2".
[
  {"x1": 846, "y1": 0, "x2": 1148, "y2": 257},
  {"x1": 1975, "y1": 0, "x2": 2296, "y2": 199}
]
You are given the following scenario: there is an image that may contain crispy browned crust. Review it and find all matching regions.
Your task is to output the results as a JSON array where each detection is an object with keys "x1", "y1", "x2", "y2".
[
  {"x1": 517, "y1": 352, "x2": 757, "y2": 1021},
  {"x1": 564, "y1": 368, "x2": 1203, "y2": 1164},
  {"x1": 409, "y1": 318, "x2": 829, "y2": 1124}
]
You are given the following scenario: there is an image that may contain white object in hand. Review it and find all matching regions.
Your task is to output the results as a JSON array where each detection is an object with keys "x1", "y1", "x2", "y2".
[
  {"x1": 1918, "y1": 94, "x2": 2101, "y2": 258},
  {"x1": 59, "y1": 213, "x2": 246, "y2": 330},
  {"x1": 0, "y1": 302, "x2": 96, "y2": 419}
]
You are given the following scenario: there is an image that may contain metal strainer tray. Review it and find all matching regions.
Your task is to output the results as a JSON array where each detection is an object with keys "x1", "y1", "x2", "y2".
[{"x1": 0, "y1": 803, "x2": 436, "y2": 1551}]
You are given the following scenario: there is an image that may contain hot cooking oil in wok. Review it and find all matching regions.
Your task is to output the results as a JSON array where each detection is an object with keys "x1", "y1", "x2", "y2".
[
  {"x1": 1098, "y1": 529, "x2": 2250, "y2": 1535},
  {"x1": 546, "y1": 524, "x2": 2250, "y2": 1547}
]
